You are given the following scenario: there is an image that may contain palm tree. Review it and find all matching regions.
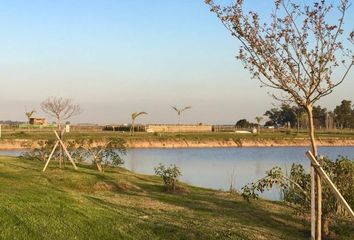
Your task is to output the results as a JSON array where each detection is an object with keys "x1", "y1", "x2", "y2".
[
  {"x1": 172, "y1": 106, "x2": 192, "y2": 125},
  {"x1": 172, "y1": 106, "x2": 192, "y2": 133},
  {"x1": 130, "y1": 112, "x2": 148, "y2": 136},
  {"x1": 25, "y1": 108, "x2": 37, "y2": 132},
  {"x1": 255, "y1": 116, "x2": 263, "y2": 134},
  {"x1": 25, "y1": 109, "x2": 36, "y2": 124}
]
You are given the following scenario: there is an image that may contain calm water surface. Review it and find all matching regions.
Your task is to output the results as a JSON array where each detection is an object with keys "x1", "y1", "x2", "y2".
[
  {"x1": 123, "y1": 147, "x2": 354, "y2": 200},
  {"x1": 2, "y1": 147, "x2": 354, "y2": 200}
]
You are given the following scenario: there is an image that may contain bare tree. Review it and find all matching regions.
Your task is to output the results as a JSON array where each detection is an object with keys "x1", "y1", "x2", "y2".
[
  {"x1": 41, "y1": 97, "x2": 81, "y2": 168},
  {"x1": 41, "y1": 97, "x2": 81, "y2": 131},
  {"x1": 206, "y1": 0, "x2": 353, "y2": 238},
  {"x1": 130, "y1": 112, "x2": 148, "y2": 136}
]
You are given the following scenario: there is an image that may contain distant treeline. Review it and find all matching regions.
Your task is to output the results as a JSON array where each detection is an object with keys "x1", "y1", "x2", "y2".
[
  {"x1": 0, "y1": 120, "x2": 24, "y2": 125},
  {"x1": 237, "y1": 99, "x2": 354, "y2": 130},
  {"x1": 2, "y1": 99, "x2": 354, "y2": 131}
]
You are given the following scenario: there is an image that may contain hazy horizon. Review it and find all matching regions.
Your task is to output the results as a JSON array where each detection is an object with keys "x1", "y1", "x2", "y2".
[{"x1": 1, "y1": 0, "x2": 353, "y2": 125}]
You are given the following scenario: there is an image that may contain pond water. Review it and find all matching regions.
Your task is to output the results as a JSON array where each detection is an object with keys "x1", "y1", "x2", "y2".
[
  {"x1": 1, "y1": 147, "x2": 354, "y2": 200},
  {"x1": 0, "y1": 150, "x2": 26, "y2": 156},
  {"x1": 123, "y1": 147, "x2": 354, "y2": 200}
]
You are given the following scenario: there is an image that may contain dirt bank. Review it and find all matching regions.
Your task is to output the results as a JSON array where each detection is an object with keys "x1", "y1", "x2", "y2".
[
  {"x1": 126, "y1": 138, "x2": 354, "y2": 148},
  {"x1": 0, "y1": 140, "x2": 31, "y2": 150},
  {"x1": 1, "y1": 138, "x2": 354, "y2": 150}
]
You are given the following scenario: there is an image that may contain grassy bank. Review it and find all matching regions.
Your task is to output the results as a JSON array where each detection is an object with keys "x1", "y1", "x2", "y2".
[
  {"x1": 1, "y1": 129, "x2": 354, "y2": 141},
  {"x1": 0, "y1": 155, "x2": 312, "y2": 239},
  {"x1": 1, "y1": 130, "x2": 354, "y2": 150}
]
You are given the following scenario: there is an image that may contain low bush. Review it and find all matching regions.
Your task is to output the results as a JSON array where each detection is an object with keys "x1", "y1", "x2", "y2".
[
  {"x1": 154, "y1": 163, "x2": 182, "y2": 192},
  {"x1": 241, "y1": 156, "x2": 354, "y2": 237}
]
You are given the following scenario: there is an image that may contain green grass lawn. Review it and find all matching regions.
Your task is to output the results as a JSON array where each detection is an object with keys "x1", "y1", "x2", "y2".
[{"x1": 0, "y1": 155, "x2": 313, "y2": 240}]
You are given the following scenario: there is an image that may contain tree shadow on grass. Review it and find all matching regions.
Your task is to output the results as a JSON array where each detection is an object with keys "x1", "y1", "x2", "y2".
[{"x1": 132, "y1": 182, "x2": 309, "y2": 239}]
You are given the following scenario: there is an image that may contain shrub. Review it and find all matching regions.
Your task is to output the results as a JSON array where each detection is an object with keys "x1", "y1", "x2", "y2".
[
  {"x1": 21, "y1": 138, "x2": 126, "y2": 172},
  {"x1": 75, "y1": 138, "x2": 126, "y2": 172},
  {"x1": 20, "y1": 140, "x2": 58, "y2": 161},
  {"x1": 154, "y1": 164, "x2": 182, "y2": 192},
  {"x1": 241, "y1": 156, "x2": 354, "y2": 237}
]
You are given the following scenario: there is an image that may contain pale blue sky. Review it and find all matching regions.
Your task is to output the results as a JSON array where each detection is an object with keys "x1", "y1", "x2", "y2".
[{"x1": 0, "y1": 0, "x2": 353, "y2": 124}]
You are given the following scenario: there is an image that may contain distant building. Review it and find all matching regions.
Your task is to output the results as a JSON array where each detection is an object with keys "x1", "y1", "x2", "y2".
[
  {"x1": 212, "y1": 125, "x2": 236, "y2": 132},
  {"x1": 29, "y1": 117, "x2": 47, "y2": 126},
  {"x1": 146, "y1": 124, "x2": 212, "y2": 133},
  {"x1": 76, "y1": 123, "x2": 99, "y2": 126}
]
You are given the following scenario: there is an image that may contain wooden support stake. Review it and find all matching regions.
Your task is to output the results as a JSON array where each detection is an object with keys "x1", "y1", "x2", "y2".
[
  {"x1": 306, "y1": 151, "x2": 354, "y2": 218},
  {"x1": 42, "y1": 130, "x2": 78, "y2": 172},
  {"x1": 43, "y1": 141, "x2": 59, "y2": 172},
  {"x1": 54, "y1": 131, "x2": 78, "y2": 170},
  {"x1": 311, "y1": 165, "x2": 316, "y2": 240},
  {"x1": 316, "y1": 158, "x2": 322, "y2": 240}
]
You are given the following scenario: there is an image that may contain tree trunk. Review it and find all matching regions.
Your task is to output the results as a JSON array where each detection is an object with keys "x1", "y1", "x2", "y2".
[
  {"x1": 131, "y1": 119, "x2": 135, "y2": 136},
  {"x1": 306, "y1": 105, "x2": 321, "y2": 240},
  {"x1": 172, "y1": 179, "x2": 176, "y2": 192},
  {"x1": 178, "y1": 113, "x2": 181, "y2": 134},
  {"x1": 28, "y1": 118, "x2": 31, "y2": 133},
  {"x1": 58, "y1": 118, "x2": 63, "y2": 169},
  {"x1": 96, "y1": 162, "x2": 103, "y2": 172}
]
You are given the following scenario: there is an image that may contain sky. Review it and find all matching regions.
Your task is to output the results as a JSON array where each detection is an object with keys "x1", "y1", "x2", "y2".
[{"x1": 0, "y1": 0, "x2": 353, "y2": 125}]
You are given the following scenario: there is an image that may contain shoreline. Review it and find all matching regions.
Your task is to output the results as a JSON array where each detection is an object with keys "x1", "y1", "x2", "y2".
[{"x1": 1, "y1": 138, "x2": 354, "y2": 150}]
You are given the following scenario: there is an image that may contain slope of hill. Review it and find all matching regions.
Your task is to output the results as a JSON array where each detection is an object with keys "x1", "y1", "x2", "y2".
[{"x1": 0, "y1": 156, "x2": 311, "y2": 240}]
